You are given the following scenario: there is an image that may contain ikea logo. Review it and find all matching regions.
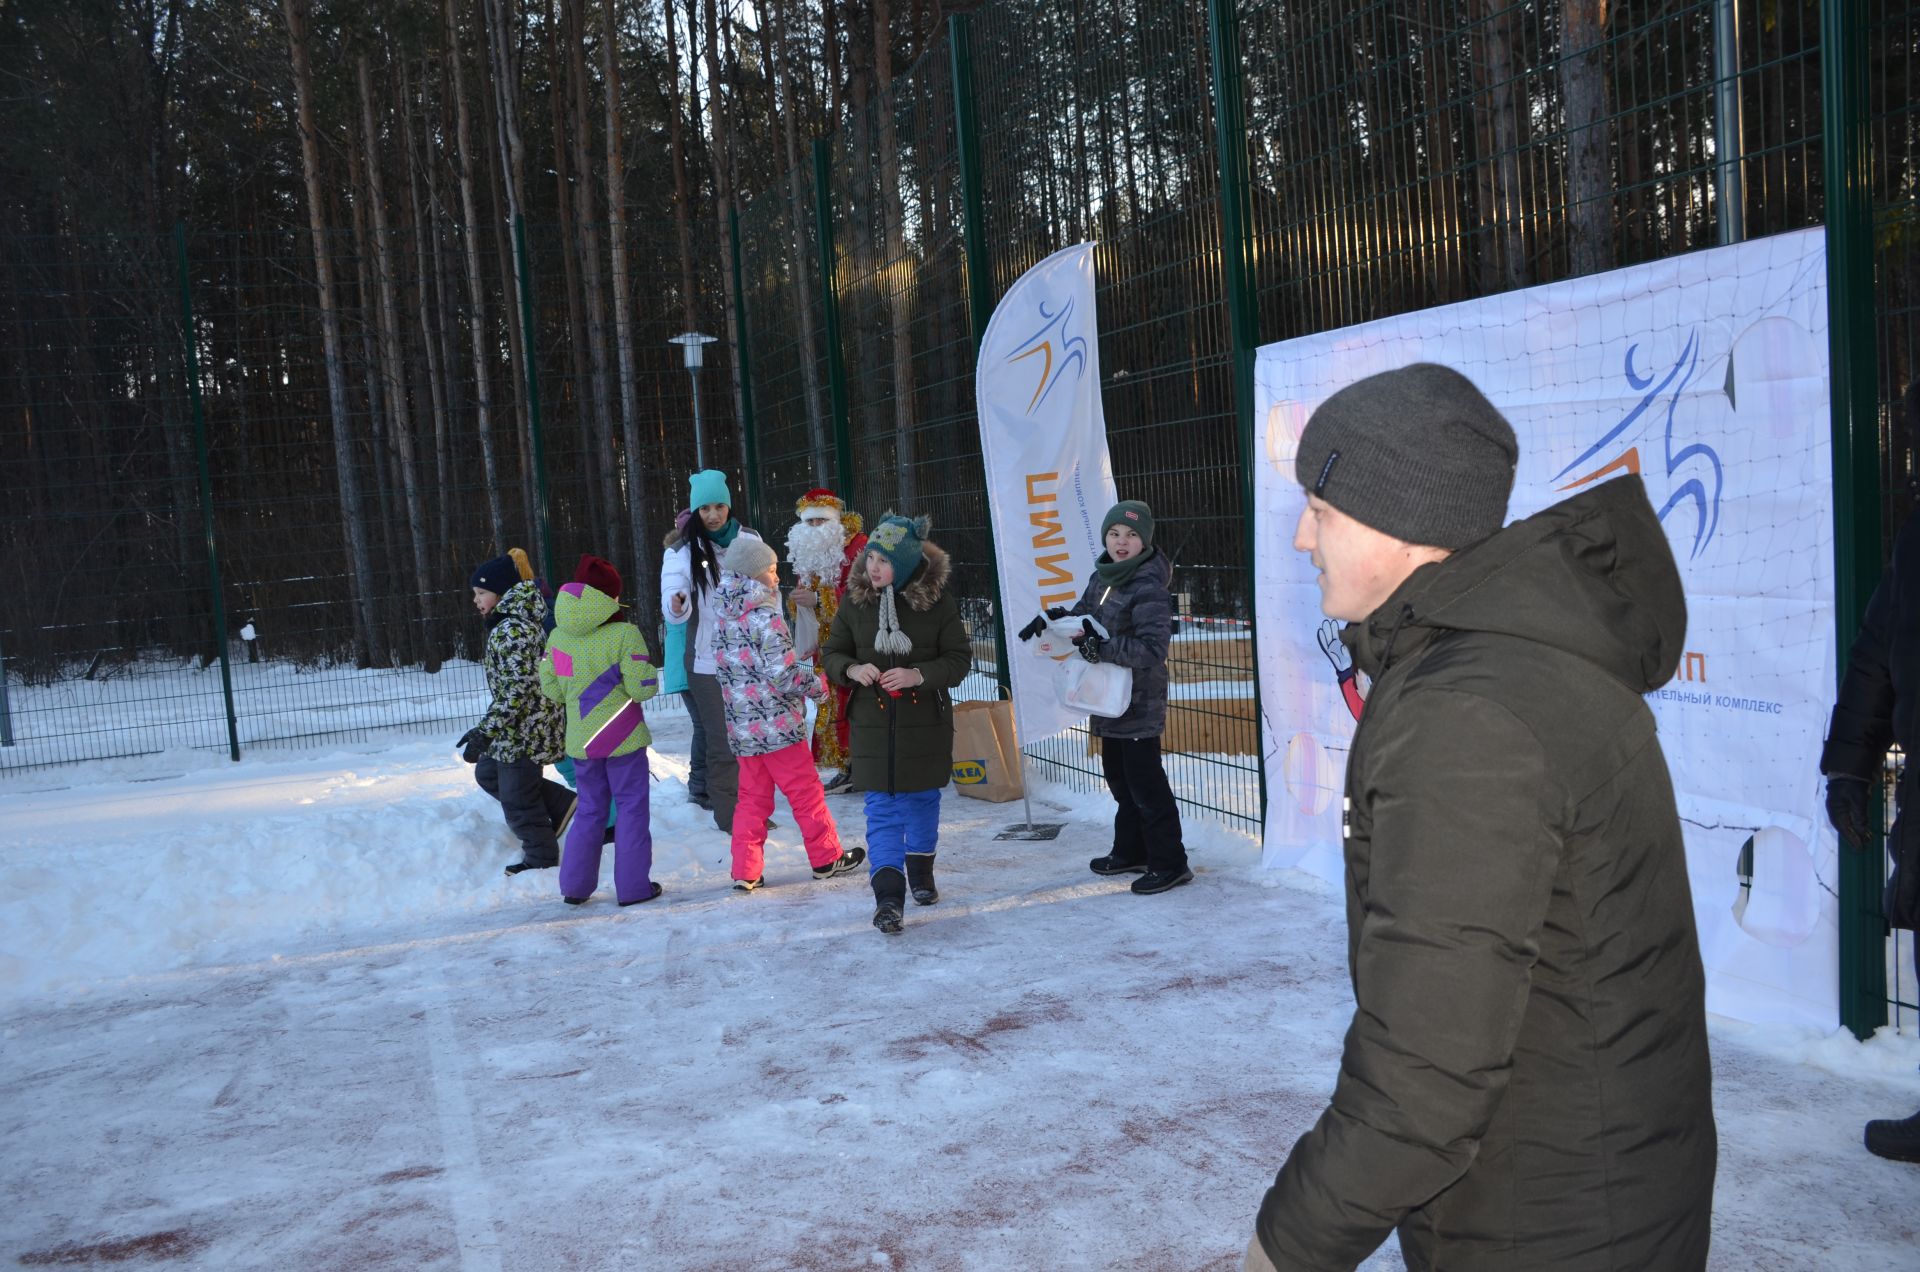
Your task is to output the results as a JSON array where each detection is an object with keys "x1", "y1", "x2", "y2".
[{"x1": 952, "y1": 759, "x2": 987, "y2": 785}]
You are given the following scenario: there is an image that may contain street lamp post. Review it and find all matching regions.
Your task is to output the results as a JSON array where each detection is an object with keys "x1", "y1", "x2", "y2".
[{"x1": 670, "y1": 332, "x2": 719, "y2": 470}]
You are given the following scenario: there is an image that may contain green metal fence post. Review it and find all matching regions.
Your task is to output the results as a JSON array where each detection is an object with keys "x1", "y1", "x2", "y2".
[
  {"x1": 731, "y1": 204, "x2": 763, "y2": 530},
  {"x1": 1823, "y1": 0, "x2": 1887, "y2": 1040},
  {"x1": 513, "y1": 215, "x2": 557, "y2": 586},
  {"x1": 1206, "y1": 0, "x2": 1269, "y2": 827},
  {"x1": 812, "y1": 139, "x2": 856, "y2": 499},
  {"x1": 175, "y1": 222, "x2": 241, "y2": 763},
  {"x1": 949, "y1": 12, "x2": 1012, "y2": 696}
]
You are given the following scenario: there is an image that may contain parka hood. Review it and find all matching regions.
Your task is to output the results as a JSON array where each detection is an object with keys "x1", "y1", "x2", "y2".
[
  {"x1": 552, "y1": 581, "x2": 622, "y2": 636},
  {"x1": 493, "y1": 579, "x2": 548, "y2": 628},
  {"x1": 846, "y1": 540, "x2": 951, "y2": 610},
  {"x1": 1347, "y1": 475, "x2": 1687, "y2": 693},
  {"x1": 713, "y1": 571, "x2": 778, "y2": 621}
]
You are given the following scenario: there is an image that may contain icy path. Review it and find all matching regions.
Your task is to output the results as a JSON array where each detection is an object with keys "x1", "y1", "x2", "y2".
[{"x1": 3, "y1": 724, "x2": 1918, "y2": 1269}]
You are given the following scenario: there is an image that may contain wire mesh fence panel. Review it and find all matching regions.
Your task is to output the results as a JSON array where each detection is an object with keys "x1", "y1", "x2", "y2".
[
  {"x1": 970, "y1": 0, "x2": 1262, "y2": 829},
  {"x1": 1, "y1": 231, "x2": 238, "y2": 768}
]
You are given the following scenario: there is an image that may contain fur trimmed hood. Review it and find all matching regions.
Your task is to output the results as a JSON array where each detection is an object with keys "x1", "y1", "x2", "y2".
[{"x1": 845, "y1": 540, "x2": 949, "y2": 610}]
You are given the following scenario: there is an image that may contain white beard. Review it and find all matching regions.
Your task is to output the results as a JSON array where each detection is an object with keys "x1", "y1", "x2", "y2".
[{"x1": 786, "y1": 519, "x2": 845, "y2": 583}]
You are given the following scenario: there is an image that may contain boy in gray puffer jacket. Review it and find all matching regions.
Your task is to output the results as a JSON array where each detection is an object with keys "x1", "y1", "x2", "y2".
[
  {"x1": 1057, "y1": 500, "x2": 1188, "y2": 895},
  {"x1": 713, "y1": 537, "x2": 865, "y2": 891}
]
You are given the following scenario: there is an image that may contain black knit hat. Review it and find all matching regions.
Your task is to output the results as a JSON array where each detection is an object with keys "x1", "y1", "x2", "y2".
[
  {"x1": 469, "y1": 554, "x2": 519, "y2": 596},
  {"x1": 1294, "y1": 363, "x2": 1518, "y2": 550}
]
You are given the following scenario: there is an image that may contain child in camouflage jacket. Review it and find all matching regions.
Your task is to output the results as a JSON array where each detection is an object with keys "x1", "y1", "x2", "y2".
[{"x1": 461, "y1": 549, "x2": 573, "y2": 876}]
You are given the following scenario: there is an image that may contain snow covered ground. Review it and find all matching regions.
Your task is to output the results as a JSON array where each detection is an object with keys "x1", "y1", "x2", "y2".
[{"x1": 3, "y1": 714, "x2": 1918, "y2": 1269}]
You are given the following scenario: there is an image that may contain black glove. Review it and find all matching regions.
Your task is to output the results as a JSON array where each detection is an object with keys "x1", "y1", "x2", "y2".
[
  {"x1": 1825, "y1": 776, "x2": 1873, "y2": 850},
  {"x1": 1016, "y1": 614, "x2": 1047, "y2": 641},
  {"x1": 1045, "y1": 606, "x2": 1071, "y2": 620},
  {"x1": 457, "y1": 727, "x2": 490, "y2": 765},
  {"x1": 1075, "y1": 618, "x2": 1104, "y2": 663}
]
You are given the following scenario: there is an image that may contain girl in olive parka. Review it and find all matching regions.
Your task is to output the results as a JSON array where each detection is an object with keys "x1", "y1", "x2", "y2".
[{"x1": 822, "y1": 514, "x2": 972, "y2": 934}]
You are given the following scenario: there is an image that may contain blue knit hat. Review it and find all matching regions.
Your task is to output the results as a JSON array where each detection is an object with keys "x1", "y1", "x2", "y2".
[
  {"x1": 688, "y1": 469, "x2": 733, "y2": 511},
  {"x1": 867, "y1": 512, "x2": 929, "y2": 581},
  {"x1": 469, "y1": 554, "x2": 519, "y2": 596}
]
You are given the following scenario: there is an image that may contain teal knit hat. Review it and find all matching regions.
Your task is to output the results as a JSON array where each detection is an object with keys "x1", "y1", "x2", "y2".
[
  {"x1": 1101, "y1": 500, "x2": 1155, "y2": 548},
  {"x1": 867, "y1": 512, "x2": 929, "y2": 580},
  {"x1": 688, "y1": 469, "x2": 732, "y2": 510}
]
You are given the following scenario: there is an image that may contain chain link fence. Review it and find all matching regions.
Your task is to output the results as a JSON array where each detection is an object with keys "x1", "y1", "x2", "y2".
[{"x1": 4, "y1": 0, "x2": 1916, "y2": 1026}]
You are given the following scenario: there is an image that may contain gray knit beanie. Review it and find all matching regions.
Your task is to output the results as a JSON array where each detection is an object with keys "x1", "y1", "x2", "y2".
[
  {"x1": 722, "y1": 536, "x2": 778, "y2": 578},
  {"x1": 1294, "y1": 363, "x2": 1518, "y2": 550}
]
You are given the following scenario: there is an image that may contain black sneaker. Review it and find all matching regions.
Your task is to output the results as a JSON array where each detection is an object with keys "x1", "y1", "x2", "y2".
[
  {"x1": 1089, "y1": 854, "x2": 1148, "y2": 876},
  {"x1": 812, "y1": 846, "x2": 867, "y2": 879},
  {"x1": 505, "y1": 856, "x2": 558, "y2": 876},
  {"x1": 1865, "y1": 1109, "x2": 1920, "y2": 1163},
  {"x1": 619, "y1": 882, "x2": 665, "y2": 907},
  {"x1": 1130, "y1": 866, "x2": 1194, "y2": 895},
  {"x1": 823, "y1": 770, "x2": 854, "y2": 795}
]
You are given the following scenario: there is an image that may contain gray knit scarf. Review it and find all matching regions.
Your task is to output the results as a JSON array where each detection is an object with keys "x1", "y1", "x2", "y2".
[{"x1": 875, "y1": 585, "x2": 913, "y2": 657}]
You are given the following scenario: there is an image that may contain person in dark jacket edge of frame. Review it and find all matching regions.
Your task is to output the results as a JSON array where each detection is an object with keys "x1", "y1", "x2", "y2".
[
  {"x1": 1044, "y1": 499, "x2": 1189, "y2": 895},
  {"x1": 822, "y1": 513, "x2": 972, "y2": 934},
  {"x1": 1822, "y1": 481, "x2": 1920, "y2": 1166},
  {"x1": 1246, "y1": 363, "x2": 1716, "y2": 1271},
  {"x1": 460, "y1": 550, "x2": 574, "y2": 876}
]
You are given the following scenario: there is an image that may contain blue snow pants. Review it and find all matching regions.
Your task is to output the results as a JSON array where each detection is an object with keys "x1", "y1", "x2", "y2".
[{"x1": 864, "y1": 788, "x2": 942, "y2": 875}]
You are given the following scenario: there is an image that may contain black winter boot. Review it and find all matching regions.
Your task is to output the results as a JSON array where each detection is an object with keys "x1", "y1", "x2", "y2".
[
  {"x1": 1865, "y1": 1109, "x2": 1920, "y2": 1163},
  {"x1": 905, "y1": 853, "x2": 939, "y2": 905},
  {"x1": 871, "y1": 867, "x2": 907, "y2": 935}
]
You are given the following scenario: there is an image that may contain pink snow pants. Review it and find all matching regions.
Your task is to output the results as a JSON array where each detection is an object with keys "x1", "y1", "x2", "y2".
[{"x1": 731, "y1": 740, "x2": 842, "y2": 882}]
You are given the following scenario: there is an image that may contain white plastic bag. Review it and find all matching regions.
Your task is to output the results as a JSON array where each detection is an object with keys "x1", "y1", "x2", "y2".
[
  {"x1": 792, "y1": 604, "x2": 821, "y2": 657},
  {"x1": 1056, "y1": 658, "x2": 1133, "y2": 718}
]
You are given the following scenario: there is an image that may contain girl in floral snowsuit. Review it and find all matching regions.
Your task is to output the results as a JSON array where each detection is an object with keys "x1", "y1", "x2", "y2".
[{"x1": 711, "y1": 537, "x2": 865, "y2": 891}]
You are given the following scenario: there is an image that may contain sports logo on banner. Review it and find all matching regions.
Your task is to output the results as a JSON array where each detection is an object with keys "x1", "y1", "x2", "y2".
[
  {"x1": 1251, "y1": 228, "x2": 1837, "y2": 1029},
  {"x1": 977, "y1": 242, "x2": 1119, "y2": 746}
]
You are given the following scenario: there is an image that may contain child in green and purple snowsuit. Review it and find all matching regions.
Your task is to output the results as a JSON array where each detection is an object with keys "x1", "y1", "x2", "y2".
[{"x1": 539, "y1": 554, "x2": 663, "y2": 907}]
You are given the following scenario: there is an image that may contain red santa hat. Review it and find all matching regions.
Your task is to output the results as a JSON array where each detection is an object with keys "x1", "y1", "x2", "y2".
[{"x1": 795, "y1": 488, "x2": 845, "y2": 514}]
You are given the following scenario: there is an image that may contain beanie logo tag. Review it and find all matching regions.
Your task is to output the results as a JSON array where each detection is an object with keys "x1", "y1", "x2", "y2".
[
  {"x1": 1314, "y1": 450, "x2": 1340, "y2": 495},
  {"x1": 1123, "y1": 510, "x2": 1138, "y2": 521}
]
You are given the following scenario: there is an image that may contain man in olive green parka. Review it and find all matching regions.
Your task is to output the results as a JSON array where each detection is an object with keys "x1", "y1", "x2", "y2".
[{"x1": 1249, "y1": 364, "x2": 1716, "y2": 1272}]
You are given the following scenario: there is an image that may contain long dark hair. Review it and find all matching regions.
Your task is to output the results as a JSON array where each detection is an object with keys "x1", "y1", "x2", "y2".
[{"x1": 687, "y1": 520, "x2": 724, "y2": 598}]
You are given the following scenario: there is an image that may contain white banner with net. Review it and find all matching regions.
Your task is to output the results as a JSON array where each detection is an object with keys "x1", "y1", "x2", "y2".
[{"x1": 1253, "y1": 227, "x2": 1838, "y2": 1028}]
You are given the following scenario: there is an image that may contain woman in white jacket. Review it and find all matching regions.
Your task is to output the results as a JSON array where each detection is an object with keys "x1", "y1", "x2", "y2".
[{"x1": 660, "y1": 468, "x2": 761, "y2": 833}]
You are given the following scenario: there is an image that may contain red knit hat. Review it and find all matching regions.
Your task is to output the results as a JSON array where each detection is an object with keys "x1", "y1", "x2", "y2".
[{"x1": 573, "y1": 553, "x2": 623, "y2": 600}]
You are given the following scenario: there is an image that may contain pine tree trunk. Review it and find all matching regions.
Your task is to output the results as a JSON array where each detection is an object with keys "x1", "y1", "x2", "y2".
[
  {"x1": 1560, "y1": 0, "x2": 1613, "y2": 278},
  {"x1": 401, "y1": 57, "x2": 454, "y2": 629},
  {"x1": 563, "y1": 0, "x2": 623, "y2": 566},
  {"x1": 702, "y1": 0, "x2": 746, "y2": 472},
  {"x1": 358, "y1": 53, "x2": 436, "y2": 665},
  {"x1": 282, "y1": 0, "x2": 384, "y2": 666},
  {"x1": 601, "y1": 0, "x2": 653, "y2": 622},
  {"x1": 444, "y1": 0, "x2": 509, "y2": 547},
  {"x1": 765, "y1": 0, "x2": 831, "y2": 482},
  {"x1": 665, "y1": 0, "x2": 699, "y2": 332},
  {"x1": 872, "y1": 0, "x2": 916, "y2": 510},
  {"x1": 543, "y1": 0, "x2": 612, "y2": 551}
]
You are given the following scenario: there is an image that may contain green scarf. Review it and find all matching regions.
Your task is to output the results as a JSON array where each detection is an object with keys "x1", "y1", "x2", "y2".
[
  {"x1": 1093, "y1": 544, "x2": 1154, "y2": 588},
  {"x1": 708, "y1": 517, "x2": 742, "y2": 549}
]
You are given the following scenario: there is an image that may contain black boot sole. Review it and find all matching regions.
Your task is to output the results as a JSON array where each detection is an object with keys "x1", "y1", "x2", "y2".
[
  {"x1": 910, "y1": 889, "x2": 939, "y2": 906},
  {"x1": 1131, "y1": 867, "x2": 1195, "y2": 895},
  {"x1": 1090, "y1": 859, "x2": 1149, "y2": 876},
  {"x1": 505, "y1": 860, "x2": 558, "y2": 876},
  {"x1": 874, "y1": 905, "x2": 904, "y2": 935}
]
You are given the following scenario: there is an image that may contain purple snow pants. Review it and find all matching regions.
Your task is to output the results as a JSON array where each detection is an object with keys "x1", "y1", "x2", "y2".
[{"x1": 558, "y1": 748, "x2": 653, "y2": 903}]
